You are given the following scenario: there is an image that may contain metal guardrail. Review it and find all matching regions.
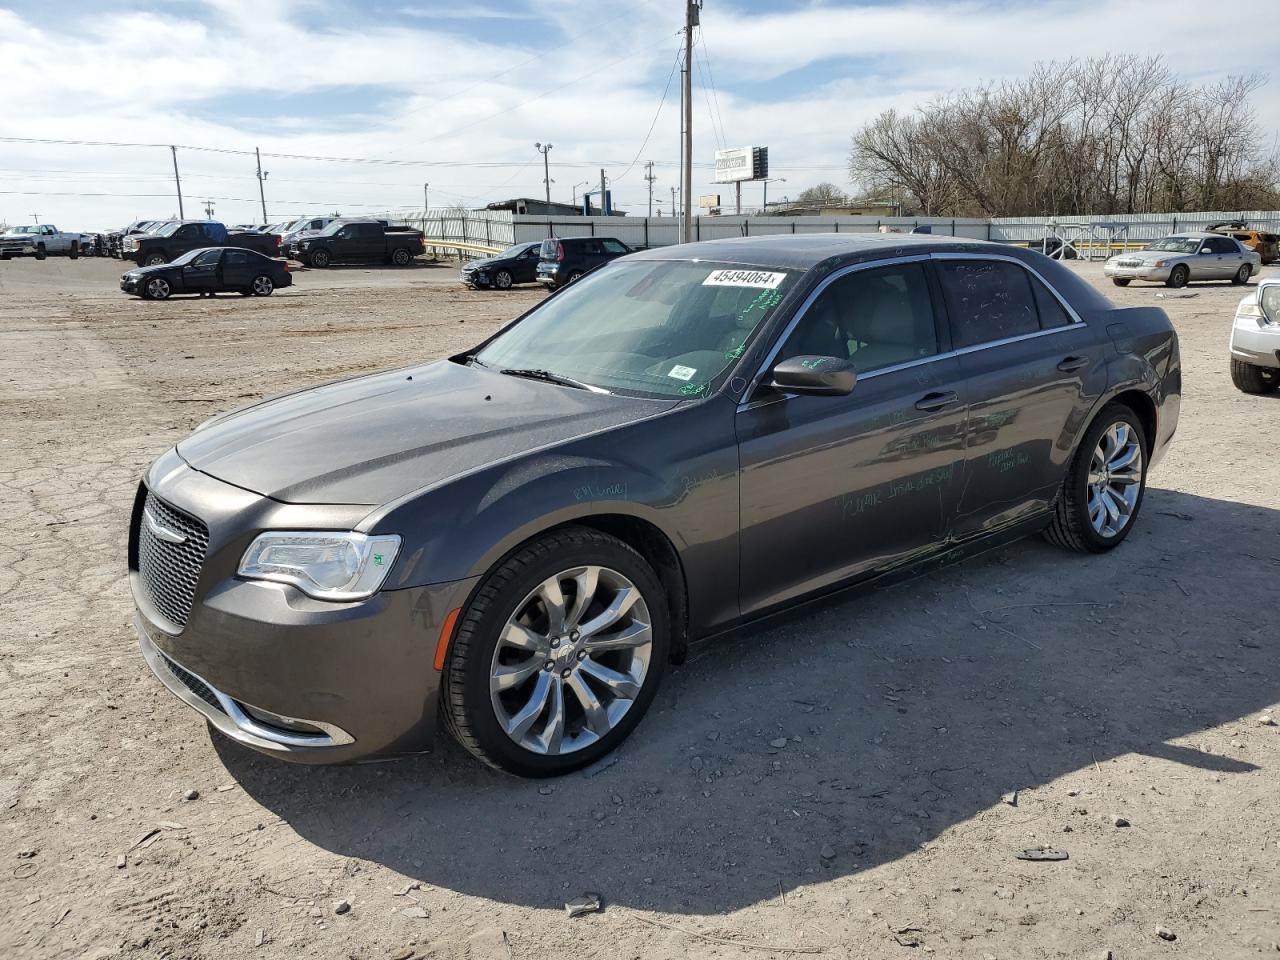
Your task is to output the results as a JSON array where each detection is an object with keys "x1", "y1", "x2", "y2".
[{"x1": 422, "y1": 239, "x2": 504, "y2": 257}]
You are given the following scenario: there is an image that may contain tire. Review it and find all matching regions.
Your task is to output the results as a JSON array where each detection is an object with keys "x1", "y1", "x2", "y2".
[
  {"x1": 567, "y1": 270, "x2": 584, "y2": 284},
  {"x1": 391, "y1": 247, "x2": 412, "y2": 266},
  {"x1": 1111, "y1": 278, "x2": 1130, "y2": 287},
  {"x1": 494, "y1": 270, "x2": 513, "y2": 290},
  {"x1": 69, "y1": 242, "x2": 79, "y2": 260},
  {"x1": 142, "y1": 277, "x2": 172, "y2": 301},
  {"x1": 1165, "y1": 264, "x2": 1188, "y2": 288},
  {"x1": 1230, "y1": 358, "x2": 1280, "y2": 394},
  {"x1": 309, "y1": 249, "x2": 330, "y2": 268},
  {"x1": 1232, "y1": 264, "x2": 1251, "y2": 285},
  {"x1": 35, "y1": 245, "x2": 47, "y2": 261},
  {"x1": 144, "y1": 252, "x2": 167, "y2": 267},
  {"x1": 250, "y1": 274, "x2": 274, "y2": 296},
  {"x1": 1043, "y1": 402, "x2": 1149, "y2": 554},
  {"x1": 442, "y1": 526, "x2": 670, "y2": 777}
]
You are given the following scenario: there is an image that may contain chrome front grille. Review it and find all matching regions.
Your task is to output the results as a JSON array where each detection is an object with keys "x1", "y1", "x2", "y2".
[{"x1": 137, "y1": 492, "x2": 209, "y2": 628}]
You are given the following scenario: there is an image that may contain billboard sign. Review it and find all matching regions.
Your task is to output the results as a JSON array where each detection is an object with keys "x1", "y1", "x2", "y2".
[
  {"x1": 714, "y1": 146, "x2": 769, "y2": 183},
  {"x1": 699, "y1": 194, "x2": 721, "y2": 208}
]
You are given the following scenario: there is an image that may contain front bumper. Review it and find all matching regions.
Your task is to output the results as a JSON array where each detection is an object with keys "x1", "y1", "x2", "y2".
[
  {"x1": 1104, "y1": 261, "x2": 1171, "y2": 282},
  {"x1": 131, "y1": 452, "x2": 480, "y2": 763},
  {"x1": 1230, "y1": 316, "x2": 1280, "y2": 369},
  {"x1": 120, "y1": 276, "x2": 140, "y2": 294},
  {"x1": 0, "y1": 243, "x2": 38, "y2": 256}
]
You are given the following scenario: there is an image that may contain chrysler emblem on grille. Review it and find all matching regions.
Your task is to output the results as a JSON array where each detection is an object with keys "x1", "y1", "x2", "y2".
[{"x1": 144, "y1": 507, "x2": 188, "y2": 545}]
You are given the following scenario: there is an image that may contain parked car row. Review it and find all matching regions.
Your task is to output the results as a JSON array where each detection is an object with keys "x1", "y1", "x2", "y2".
[
  {"x1": 121, "y1": 247, "x2": 293, "y2": 300},
  {"x1": 461, "y1": 235, "x2": 632, "y2": 291},
  {"x1": 0, "y1": 224, "x2": 84, "y2": 260}
]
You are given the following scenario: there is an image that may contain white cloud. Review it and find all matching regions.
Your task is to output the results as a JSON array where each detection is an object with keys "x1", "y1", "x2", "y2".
[{"x1": 0, "y1": 1, "x2": 1274, "y2": 230}]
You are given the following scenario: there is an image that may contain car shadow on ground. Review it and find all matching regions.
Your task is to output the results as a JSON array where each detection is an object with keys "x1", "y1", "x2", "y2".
[{"x1": 216, "y1": 487, "x2": 1277, "y2": 915}]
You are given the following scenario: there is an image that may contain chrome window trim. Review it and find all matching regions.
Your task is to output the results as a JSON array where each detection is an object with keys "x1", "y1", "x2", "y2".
[{"x1": 738, "y1": 251, "x2": 1092, "y2": 411}]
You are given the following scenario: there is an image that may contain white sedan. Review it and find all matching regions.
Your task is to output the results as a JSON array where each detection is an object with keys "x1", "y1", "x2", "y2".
[{"x1": 1229, "y1": 277, "x2": 1280, "y2": 393}]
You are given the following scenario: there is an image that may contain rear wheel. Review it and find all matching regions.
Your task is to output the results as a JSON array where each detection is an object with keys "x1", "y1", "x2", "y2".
[
  {"x1": 1044, "y1": 403, "x2": 1148, "y2": 553},
  {"x1": 443, "y1": 526, "x2": 669, "y2": 777},
  {"x1": 1232, "y1": 264, "x2": 1252, "y2": 285},
  {"x1": 69, "y1": 242, "x2": 79, "y2": 260},
  {"x1": 1230, "y1": 358, "x2": 1280, "y2": 394},
  {"x1": 391, "y1": 247, "x2": 412, "y2": 266},
  {"x1": 567, "y1": 270, "x2": 584, "y2": 284},
  {"x1": 144, "y1": 252, "x2": 167, "y2": 267},
  {"x1": 250, "y1": 274, "x2": 274, "y2": 296},
  {"x1": 1165, "y1": 264, "x2": 1189, "y2": 288},
  {"x1": 143, "y1": 277, "x2": 172, "y2": 301},
  {"x1": 494, "y1": 269, "x2": 513, "y2": 290},
  {"x1": 1111, "y1": 278, "x2": 1131, "y2": 287}
]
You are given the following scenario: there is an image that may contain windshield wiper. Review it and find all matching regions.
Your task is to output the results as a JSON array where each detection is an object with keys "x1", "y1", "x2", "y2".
[{"x1": 500, "y1": 368, "x2": 609, "y2": 394}]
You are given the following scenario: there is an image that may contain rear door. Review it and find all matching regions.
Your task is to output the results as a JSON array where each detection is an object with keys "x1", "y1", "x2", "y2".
[
  {"x1": 737, "y1": 257, "x2": 967, "y2": 615},
  {"x1": 935, "y1": 255, "x2": 1105, "y2": 540},
  {"x1": 356, "y1": 223, "x2": 384, "y2": 260},
  {"x1": 221, "y1": 249, "x2": 255, "y2": 289}
]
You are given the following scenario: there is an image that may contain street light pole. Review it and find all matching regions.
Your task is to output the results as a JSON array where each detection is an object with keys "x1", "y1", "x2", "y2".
[
  {"x1": 762, "y1": 177, "x2": 786, "y2": 211},
  {"x1": 534, "y1": 142, "x2": 553, "y2": 204}
]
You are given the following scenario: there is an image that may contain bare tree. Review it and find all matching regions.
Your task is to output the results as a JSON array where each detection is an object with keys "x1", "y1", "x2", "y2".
[
  {"x1": 848, "y1": 56, "x2": 1278, "y2": 216},
  {"x1": 795, "y1": 182, "x2": 848, "y2": 205}
]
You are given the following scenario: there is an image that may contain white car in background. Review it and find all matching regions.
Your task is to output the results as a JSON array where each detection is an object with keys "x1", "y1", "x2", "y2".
[{"x1": 1230, "y1": 277, "x2": 1280, "y2": 393}]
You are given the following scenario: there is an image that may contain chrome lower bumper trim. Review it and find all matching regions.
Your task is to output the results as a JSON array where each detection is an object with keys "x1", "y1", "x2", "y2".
[{"x1": 136, "y1": 615, "x2": 354, "y2": 750}]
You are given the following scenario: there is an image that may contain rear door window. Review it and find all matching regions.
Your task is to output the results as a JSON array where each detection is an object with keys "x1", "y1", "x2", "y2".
[
  {"x1": 601, "y1": 239, "x2": 628, "y2": 254},
  {"x1": 937, "y1": 260, "x2": 1040, "y2": 348}
]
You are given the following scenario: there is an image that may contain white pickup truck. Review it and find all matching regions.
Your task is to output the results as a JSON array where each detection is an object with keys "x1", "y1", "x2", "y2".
[{"x1": 0, "y1": 224, "x2": 82, "y2": 260}]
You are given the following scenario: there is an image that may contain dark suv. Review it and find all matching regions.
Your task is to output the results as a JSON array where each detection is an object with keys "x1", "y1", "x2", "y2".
[{"x1": 536, "y1": 236, "x2": 631, "y2": 289}]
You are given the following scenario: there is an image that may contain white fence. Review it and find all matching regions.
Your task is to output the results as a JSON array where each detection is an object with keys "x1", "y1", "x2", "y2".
[{"x1": 388, "y1": 207, "x2": 1280, "y2": 257}]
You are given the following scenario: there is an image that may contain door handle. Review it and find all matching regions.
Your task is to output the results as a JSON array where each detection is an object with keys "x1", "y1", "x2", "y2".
[
  {"x1": 1057, "y1": 355, "x2": 1090, "y2": 372},
  {"x1": 915, "y1": 390, "x2": 959, "y2": 412}
]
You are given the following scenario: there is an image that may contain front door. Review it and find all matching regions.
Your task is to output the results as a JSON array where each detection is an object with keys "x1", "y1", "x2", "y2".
[
  {"x1": 933, "y1": 255, "x2": 1106, "y2": 539},
  {"x1": 182, "y1": 249, "x2": 224, "y2": 294},
  {"x1": 737, "y1": 258, "x2": 967, "y2": 617}
]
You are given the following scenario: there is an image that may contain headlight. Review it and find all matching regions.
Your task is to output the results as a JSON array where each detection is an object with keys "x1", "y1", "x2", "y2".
[
  {"x1": 1237, "y1": 301, "x2": 1264, "y2": 319},
  {"x1": 238, "y1": 531, "x2": 401, "y2": 600},
  {"x1": 1152, "y1": 260, "x2": 1165, "y2": 268}
]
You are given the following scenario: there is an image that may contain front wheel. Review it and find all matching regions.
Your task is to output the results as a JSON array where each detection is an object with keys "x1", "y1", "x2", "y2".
[
  {"x1": 309, "y1": 249, "x2": 331, "y2": 268},
  {"x1": 1230, "y1": 358, "x2": 1280, "y2": 394},
  {"x1": 1111, "y1": 278, "x2": 1131, "y2": 287},
  {"x1": 1232, "y1": 264, "x2": 1252, "y2": 285},
  {"x1": 142, "y1": 277, "x2": 172, "y2": 301},
  {"x1": 1044, "y1": 403, "x2": 1148, "y2": 553},
  {"x1": 494, "y1": 269, "x2": 513, "y2": 290},
  {"x1": 251, "y1": 274, "x2": 274, "y2": 296},
  {"x1": 442, "y1": 527, "x2": 670, "y2": 777},
  {"x1": 35, "y1": 245, "x2": 47, "y2": 261},
  {"x1": 1165, "y1": 264, "x2": 1189, "y2": 288}
]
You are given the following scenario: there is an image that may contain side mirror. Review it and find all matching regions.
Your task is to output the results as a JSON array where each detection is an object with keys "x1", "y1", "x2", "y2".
[
  {"x1": 769, "y1": 356, "x2": 857, "y2": 396},
  {"x1": 1199, "y1": 248, "x2": 1213, "y2": 254}
]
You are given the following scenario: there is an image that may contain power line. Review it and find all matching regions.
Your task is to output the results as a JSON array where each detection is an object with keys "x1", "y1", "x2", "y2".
[
  {"x1": 696, "y1": 32, "x2": 728, "y2": 150},
  {"x1": 612, "y1": 42, "x2": 683, "y2": 184}
]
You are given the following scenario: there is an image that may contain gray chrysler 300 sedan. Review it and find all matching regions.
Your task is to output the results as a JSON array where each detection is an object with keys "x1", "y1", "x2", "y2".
[{"x1": 130, "y1": 234, "x2": 1181, "y2": 776}]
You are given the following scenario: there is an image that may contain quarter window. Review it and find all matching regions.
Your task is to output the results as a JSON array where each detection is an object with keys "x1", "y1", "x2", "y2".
[
  {"x1": 601, "y1": 240, "x2": 628, "y2": 254},
  {"x1": 1029, "y1": 274, "x2": 1074, "y2": 329},
  {"x1": 937, "y1": 260, "x2": 1040, "y2": 348},
  {"x1": 225, "y1": 251, "x2": 249, "y2": 266},
  {"x1": 779, "y1": 262, "x2": 939, "y2": 373}
]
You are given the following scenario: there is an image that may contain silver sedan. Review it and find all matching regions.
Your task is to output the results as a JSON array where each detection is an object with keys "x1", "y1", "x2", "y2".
[{"x1": 1104, "y1": 232, "x2": 1260, "y2": 288}]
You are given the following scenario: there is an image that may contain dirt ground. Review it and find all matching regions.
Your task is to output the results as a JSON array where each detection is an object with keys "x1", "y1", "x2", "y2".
[{"x1": 1, "y1": 252, "x2": 1277, "y2": 960}]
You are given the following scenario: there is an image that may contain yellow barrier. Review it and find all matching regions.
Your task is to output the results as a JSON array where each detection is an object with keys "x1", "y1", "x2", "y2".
[{"x1": 423, "y1": 239, "x2": 504, "y2": 257}]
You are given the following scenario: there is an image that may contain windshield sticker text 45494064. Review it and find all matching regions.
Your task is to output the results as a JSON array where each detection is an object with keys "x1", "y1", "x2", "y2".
[{"x1": 702, "y1": 269, "x2": 787, "y2": 289}]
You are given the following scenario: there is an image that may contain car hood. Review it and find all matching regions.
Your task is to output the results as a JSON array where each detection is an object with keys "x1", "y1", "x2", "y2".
[
  {"x1": 465, "y1": 255, "x2": 511, "y2": 270},
  {"x1": 176, "y1": 359, "x2": 676, "y2": 505},
  {"x1": 0, "y1": 232, "x2": 36, "y2": 241},
  {"x1": 1125, "y1": 250, "x2": 1186, "y2": 262},
  {"x1": 127, "y1": 263, "x2": 179, "y2": 277}
]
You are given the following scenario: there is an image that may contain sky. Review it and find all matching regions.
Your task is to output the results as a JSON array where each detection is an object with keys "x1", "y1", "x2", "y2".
[{"x1": 1, "y1": 0, "x2": 1277, "y2": 231}]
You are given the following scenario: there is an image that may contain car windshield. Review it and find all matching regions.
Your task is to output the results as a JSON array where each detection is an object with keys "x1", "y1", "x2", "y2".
[
  {"x1": 474, "y1": 260, "x2": 798, "y2": 399},
  {"x1": 154, "y1": 222, "x2": 186, "y2": 237},
  {"x1": 499, "y1": 243, "x2": 533, "y2": 257},
  {"x1": 319, "y1": 221, "x2": 353, "y2": 236},
  {"x1": 1144, "y1": 237, "x2": 1201, "y2": 253},
  {"x1": 8, "y1": 226, "x2": 38, "y2": 234}
]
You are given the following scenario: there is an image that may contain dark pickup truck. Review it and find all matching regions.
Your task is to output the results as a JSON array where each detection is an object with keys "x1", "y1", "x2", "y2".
[
  {"x1": 124, "y1": 221, "x2": 281, "y2": 266},
  {"x1": 292, "y1": 220, "x2": 426, "y2": 267}
]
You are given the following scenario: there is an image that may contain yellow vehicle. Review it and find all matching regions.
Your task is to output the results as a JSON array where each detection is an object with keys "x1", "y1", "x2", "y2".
[{"x1": 1206, "y1": 222, "x2": 1279, "y2": 265}]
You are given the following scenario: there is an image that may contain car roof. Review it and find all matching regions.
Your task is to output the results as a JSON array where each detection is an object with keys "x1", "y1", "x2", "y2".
[{"x1": 625, "y1": 232, "x2": 993, "y2": 270}]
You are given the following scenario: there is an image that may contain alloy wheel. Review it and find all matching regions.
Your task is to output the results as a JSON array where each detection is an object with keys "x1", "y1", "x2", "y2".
[
  {"x1": 252, "y1": 275, "x2": 273, "y2": 296},
  {"x1": 489, "y1": 565, "x2": 652, "y2": 756},
  {"x1": 1086, "y1": 421, "x2": 1143, "y2": 538},
  {"x1": 495, "y1": 270, "x2": 512, "y2": 289},
  {"x1": 145, "y1": 278, "x2": 170, "y2": 300}
]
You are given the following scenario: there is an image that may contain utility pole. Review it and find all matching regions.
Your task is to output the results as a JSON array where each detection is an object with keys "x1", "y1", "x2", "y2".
[
  {"x1": 534, "y1": 142, "x2": 553, "y2": 204},
  {"x1": 203, "y1": 199, "x2": 215, "y2": 219},
  {"x1": 644, "y1": 160, "x2": 656, "y2": 217},
  {"x1": 30, "y1": 213, "x2": 40, "y2": 224},
  {"x1": 680, "y1": 1, "x2": 699, "y2": 243},
  {"x1": 255, "y1": 147, "x2": 268, "y2": 223},
  {"x1": 599, "y1": 168, "x2": 608, "y2": 216},
  {"x1": 170, "y1": 146, "x2": 184, "y2": 219},
  {"x1": 423, "y1": 182, "x2": 429, "y2": 215}
]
